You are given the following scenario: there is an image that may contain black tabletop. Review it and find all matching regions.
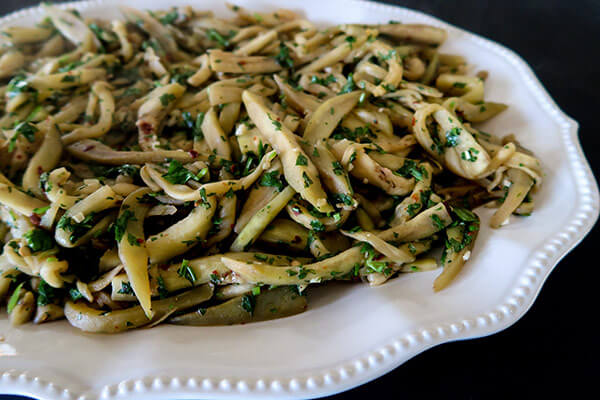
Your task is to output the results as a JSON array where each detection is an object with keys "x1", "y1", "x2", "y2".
[{"x1": 1, "y1": 1, "x2": 598, "y2": 399}]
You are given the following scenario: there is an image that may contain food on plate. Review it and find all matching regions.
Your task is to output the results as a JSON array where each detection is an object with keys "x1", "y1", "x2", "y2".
[{"x1": 0, "y1": 4, "x2": 542, "y2": 332}]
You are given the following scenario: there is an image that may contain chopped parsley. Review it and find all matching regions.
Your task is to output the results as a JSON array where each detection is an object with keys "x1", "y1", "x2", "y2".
[
  {"x1": 6, "y1": 73, "x2": 33, "y2": 99},
  {"x1": 348, "y1": 151, "x2": 357, "y2": 163},
  {"x1": 338, "y1": 73, "x2": 356, "y2": 94},
  {"x1": 113, "y1": 210, "x2": 136, "y2": 243},
  {"x1": 241, "y1": 294, "x2": 256, "y2": 314},
  {"x1": 60, "y1": 74, "x2": 77, "y2": 83},
  {"x1": 302, "y1": 171, "x2": 313, "y2": 187},
  {"x1": 117, "y1": 281, "x2": 134, "y2": 295},
  {"x1": 127, "y1": 233, "x2": 141, "y2": 246},
  {"x1": 274, "y1": 43, "x2": 294, "y2": 68},
  {"x1": 408, "y1": 243, "x2": 417, "y2": 254},
  {"x1": 406, "y1": 202, "x2": 421, "y2": 217},
  {"x1": 33, "y1": 205, "x2": 51, "y2": 215},
  {"x1": 460, "y1": 148, "x2": 479, "y2": 162},
  {"x1": 206, "y1": 29, "x2": 231, "y2": 48},
  {"x1": 57, "y1": 213, "x2": 96, "y2": 243},
  {"x1": 90, "y1": 164, "x2": 140, "y2": 181},
  {"x1": 269, "y1": 114, "x2": 282, "y2": 131},
  {"x1": 333, "y1": 193, "x2": 354, "y2": 206},
  {"x1": 159, "y1": 93, "x2": 176, "y2": 106},
  {"x1": 8, "y1": 121, "x2": 38, "y2": 152},
  {"x1": 254, "y1": 254, "x2": 269, "y2": 262},
  {"x1": 69, "y1": 287, "x2": 84, "y2": 301},
  {"x1": 225, "y1": 188, "x2": 236, "y2": 198},
  {"x1": 430, "y1": 135, "x2": 445, "y2": 155},
  {"x1": 259, "y1": 171, "x2": 284, "y2": 191},
  {"x1": 37, "y1": 279, "x2": 57, "y2": 306},
  {"x1": 365, "y1": 257, "x2": 391, "y2": 275},
  {"x1": 208, "y1": 272, "x2": 221, "y2": 285},
  {"x1": 157, "y1": 276, "x2": 169, "y2": 299},
  {"x1": 430, "y1": 213, "x2": 446, "y2": 230},
  {"x1": 381, "y1": 83, "x2": 396, "y2": 92},
  {"x1": 332, "y1": 125, "x2": 374, "y2": 141},
  {"x1": 395, "y1": 160, "x2": 428, "y2": 182},
  {"x1": 310, "y1": 220, "x2": 326, "y2": 233},
  {"x1": 198, "y1": 188, "x2": 211, "y2": 209},
  {"x1": 345, "y1": 35, "x2": 357, "y2": 48},
  {"x1": 182, "y1": 111, "x2": 205, "y2": 140},
  {"x1": 162, "y1": 160, "x2": 205, "y2": 184},
  {"x1": 311, "y1": 74, "x2": 336, "y2": 86},
  {"x1": 170, "y1": 69, "x2": 195, "y2": 86},
  {"x1": 24, "y1": 229, "x2": 54, "y2": 252},
  {"x1": 177, "y1": 259, "x2": 196, "y2": 285},
  {"x1": 159, "y1": 10, "x2": 179, "y2": 25},
  {"x1": 296, "y1": 154, "x2": 308, "y2": 166},
  {"x1": 377, "y1": 49, "x2": 397, "y2": 62},
  {"x1": 116, "y1": 87, "x2": 141, "y2": 98},
  {"x1": 445, "y1": 127, "x2": 461, "y2": 147},
  {"x1": 332, "y1": 161, "x2": 344, "y2": 175},
  {"x1": 298, "y1": 266, "x2": 315, "y2": 279}
]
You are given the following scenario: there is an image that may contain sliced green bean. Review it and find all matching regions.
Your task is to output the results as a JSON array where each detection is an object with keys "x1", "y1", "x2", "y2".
[
  {"x1": 65, "y1": 284, "x2": 213, "y2": 333},
  {"x1": 169, "y1": 286, "x2": 307, "y2": 326}
]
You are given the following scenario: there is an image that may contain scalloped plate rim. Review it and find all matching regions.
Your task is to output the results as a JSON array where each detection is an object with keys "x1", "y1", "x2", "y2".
[{"x1": 0, "y1": 0, "x2": 598, "y2": 399}]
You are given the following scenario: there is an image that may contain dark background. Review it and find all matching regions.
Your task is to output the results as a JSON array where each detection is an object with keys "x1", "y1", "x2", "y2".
[{"x1": 1, "y1": 0, "x2": 599, "y2": 399}]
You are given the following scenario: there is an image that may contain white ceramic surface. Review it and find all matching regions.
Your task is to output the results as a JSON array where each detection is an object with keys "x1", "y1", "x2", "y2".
[{"x1": 1, "y1": 1, "x2": 598, "y2": 399}]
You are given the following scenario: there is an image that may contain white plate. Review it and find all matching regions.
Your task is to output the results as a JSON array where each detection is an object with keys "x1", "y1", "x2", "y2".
[{"x1": 1, "y1": 0, "x2": 598, "y2": 399}]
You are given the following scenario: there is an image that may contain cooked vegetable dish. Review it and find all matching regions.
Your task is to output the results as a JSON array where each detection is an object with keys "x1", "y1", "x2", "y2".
[{"x1": 0, "y1": 4, "x2": 542, "y2": 332}]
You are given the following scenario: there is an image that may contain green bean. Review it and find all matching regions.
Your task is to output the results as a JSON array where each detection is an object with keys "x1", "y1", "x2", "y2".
[
  {"x1": 9, "y1": 290, "x2": 35, "y2": 326},
  {"x1": 379, "y1": 203, "x2": 452, "y2": 242},
  {"x1": 65, "y1": 284, "x2": 213, "y2": 333},
  {"x1": 33, "y1": 303, "x2": 65, "y2": 324},
  {"x1": 169, "y1": 286, "x2": 307, "y2": 326},
  {"x1": 434, "y1": 214, "x2": 480, "y2": 291}
]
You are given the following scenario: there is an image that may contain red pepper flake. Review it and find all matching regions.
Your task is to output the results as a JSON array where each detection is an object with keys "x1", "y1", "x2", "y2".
[
  {"x1": 411, "y1": 117, "x2": 416, "y2": 126},
  {"x1": 37, "y1": 166, "x2": 44, "y2": 175},
  {"x1": 136, "y1": 238, "x2": 144, "y2": 244},
  {"x1": 189, "y1": 149, "x2": 199, "y2": 158},
  {"x1": 29, "y1": 214, "x2": 41, "y2": 226},
  {"x1": 138, "y1": 121, "x2": 154, "y2": 135},
  {"x1": 83, "y1": 145, "x2": 95, "y2": 152}
]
